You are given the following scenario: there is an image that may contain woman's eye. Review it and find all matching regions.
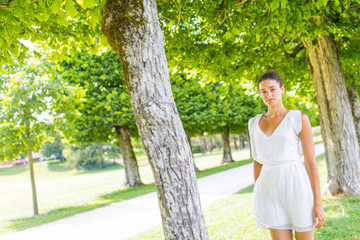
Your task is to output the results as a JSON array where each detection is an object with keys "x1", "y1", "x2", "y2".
[{"x1": 270, "y1": 89, "x2": 275, "y2": 92}]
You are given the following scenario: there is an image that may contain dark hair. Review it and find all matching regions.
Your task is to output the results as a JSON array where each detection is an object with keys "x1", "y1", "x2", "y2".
[{"x1": 257, "y1": 70, "x2": 283, "y2": 90}]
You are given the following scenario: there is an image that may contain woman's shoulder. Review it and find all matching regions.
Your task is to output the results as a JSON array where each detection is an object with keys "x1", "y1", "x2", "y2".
[
  {"x1": 290, "y1": 109, "x2": 308, "y2": 120},
  {"x1": 249, "y1": 113, "x2": 263, "y2": 122},
  {"x1": 248, "y1": 113, "x2": 263, "y2": 129}
]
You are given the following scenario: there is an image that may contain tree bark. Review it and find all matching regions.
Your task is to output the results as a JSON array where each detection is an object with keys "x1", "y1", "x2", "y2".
[
  {"x1": 206, "y1": 137, "x2": 212, "y2": 152},
  {"x1": 220, "y1": 127, "x2": 234, "y2": 164},
  {"x1": 102, "y1": 1, "x2": 208, "y2": 239},
  {"x1": 28, "y1": 148, "x2": 39, "y2": 215},
  {"x1": 233, "y1": 137, "x2": 238, "y2": 149},
  {"x1": 114, "y1": 125, "x2": 143, "y2": 187},
  {"x1": 302, "y1": 35, "x2": 360, "y2": 195},
  {"x1": 97, "y1": 146, "x2": 106, "y2": 168},
  {"x1": 26, "y1": 119, "x2": 38, "y2": 215},
  {"x1": 347, "y1": 82, "x2": 360, "y2": 145},
  {"x1": 186, "y1": 130, "x2": 200, "y2": 172},
  {"x1": 239, "y1": 134, "x2": 244, "y2": 149}
]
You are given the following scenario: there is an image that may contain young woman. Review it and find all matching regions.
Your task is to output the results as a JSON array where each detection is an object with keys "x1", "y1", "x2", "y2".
[{"x1": 248, "y1": 71, "x2": 325, "y2": 240}]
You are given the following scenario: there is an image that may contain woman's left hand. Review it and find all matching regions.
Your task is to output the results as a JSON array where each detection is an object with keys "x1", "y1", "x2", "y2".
[{"x1": 313, "y1": 204, "x2": 325, "y2": 228}]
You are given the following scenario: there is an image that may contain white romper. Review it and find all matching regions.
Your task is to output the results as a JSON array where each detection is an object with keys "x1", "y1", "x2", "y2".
[{"x1": 248, "y1": 110, "x2": 315, "y2": 232}]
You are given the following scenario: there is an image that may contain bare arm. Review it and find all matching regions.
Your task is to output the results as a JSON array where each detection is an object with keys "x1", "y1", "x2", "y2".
[
  {"x1": 254, "y1": 160, "x2": 263, "y2": 183},
  {"x1": 299, "y1": 113, "x2": 325, "y2": 228}
]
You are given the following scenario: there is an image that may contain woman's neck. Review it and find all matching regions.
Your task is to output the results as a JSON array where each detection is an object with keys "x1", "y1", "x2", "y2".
[{"x1": 266, "y1": 105, "x2": 287, "y2": 117}]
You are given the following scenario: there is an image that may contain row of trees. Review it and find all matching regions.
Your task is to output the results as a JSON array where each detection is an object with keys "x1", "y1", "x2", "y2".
[{"x1": 1, "y1": 0, "x2": 360, "y2": 239}]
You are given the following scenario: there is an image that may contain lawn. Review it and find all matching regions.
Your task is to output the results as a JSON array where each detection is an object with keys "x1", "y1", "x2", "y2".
[
  {"x1": 0, "y1": 148, "x2": 251, "y2": 235},
  {"x1": 129, "y1": 154, "x2": 360, "y2": 240}
]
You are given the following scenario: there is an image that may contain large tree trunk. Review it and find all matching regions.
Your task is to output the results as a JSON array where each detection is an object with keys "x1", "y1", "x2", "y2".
[
  {"x1": 220, "y1": 127, "x2": 234, "y2": 164},
  {"x1": 186, "y1": 130, "x2": 200, "y2": 172},
  {"x1": 102, "y1": 1, "x2": 208, "y2": 239},
  {"x1": 114, "y1": 125, "x2": 142, "y2": 187},
  {"x1": 302, "y1": 34, "x2": 360, "y2": 195},
  {"x1": 347, "y1": 82, "x2": 360, "y2": 145}
]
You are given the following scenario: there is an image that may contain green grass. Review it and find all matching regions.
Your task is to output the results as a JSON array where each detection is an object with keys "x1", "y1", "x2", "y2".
[
  {"x1": 0, "y1": 147, "x2": 251, "y2": 235},
  {"x1": 129, "y1": 154, "x2": 360, "y2": 240}
]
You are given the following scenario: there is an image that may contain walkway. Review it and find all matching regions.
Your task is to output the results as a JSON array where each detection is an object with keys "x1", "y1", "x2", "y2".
[{"x1": 0, "y1": 143, "x2": 325, "y2": 240}]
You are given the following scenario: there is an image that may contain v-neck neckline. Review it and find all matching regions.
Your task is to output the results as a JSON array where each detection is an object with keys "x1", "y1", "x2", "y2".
[{"x1": 257, "y1": 110, "x2": 292, "y2": 138}]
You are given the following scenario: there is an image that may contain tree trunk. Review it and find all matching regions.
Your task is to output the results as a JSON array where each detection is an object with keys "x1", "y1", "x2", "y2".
[
  {"x1": 26, "y1": 122, "x2": 39, "y2": 215},
  {"x1": 102, "y1": 1, "x2": 208, "y2": 239},
  {"x1": 206, "y1": 137, "x2": 212, "y2": 152},
  {"x1": 200, "y1": 141, "x2": 206, "y2": 154},
  {"x1": 220, "y1": 127, "x2": 234, "y2": 164},
  {"x1": 186, "y1": 130, "x2": 200, "y2": 172},
  {"x1": 98, "y1": 146, "x2": 106, "y2": 168},
  {"x1": 239, "y1": 134, "x2": 244, "y2": 149},
  {"x1": 233, "y1": 137, "x2": 238, "y2": 149},
  {"x1": 302, "y1": 35, "x2": 360, "y2": 195},
  {"x1": 28, "y1": 149, "x2": 39, "y2": 215},
  {"x1": 114, "y1": 125, "x2": 143, "y2": 187},
  {"x1": 347, "y1": 82, "x2": 360, "y2": 145}
]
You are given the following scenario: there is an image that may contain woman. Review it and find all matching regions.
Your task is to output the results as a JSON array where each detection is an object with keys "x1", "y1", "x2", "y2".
[{"x1": 248, "y1": 71, "x2": 325, "y2": 240}]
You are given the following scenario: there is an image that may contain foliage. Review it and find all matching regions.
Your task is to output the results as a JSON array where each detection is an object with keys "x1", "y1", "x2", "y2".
[
  {"x1": 55, "y1": 50, "x2": 137, "y2": 144},
  {"x1": 191, "y1": 144, "x2": 202, "y2": 154},
  {"x1": 171, "y1": 73, "x2": 216, "y2": 135},
  {"x1": 0, "y1": 0, "x2": 106, "y2": 64},
  {"x1": 65, "y1": 144, "x2": 103, "y2": 170},
  {"x1": 171, "y1": 72, "x2": 261, "y2": 136},
  {"x1": 41, "y1": 133, "x2": 64, "y2": 158},
  {"x1": 158, "y1": 0, "x2": 360, "y2": 117},
  {"x1": 0, "y1": 58, "x2": 58, "y2": 160}
]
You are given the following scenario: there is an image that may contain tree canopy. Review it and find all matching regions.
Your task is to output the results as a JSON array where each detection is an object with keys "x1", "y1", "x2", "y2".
[{"x1": 56, "y1": 50, "x2": 137, "y2": 144}]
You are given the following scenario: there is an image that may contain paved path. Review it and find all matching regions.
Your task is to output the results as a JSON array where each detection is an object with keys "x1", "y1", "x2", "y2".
[{"x1": 0, "y1": 143, "x2": 325, "y2": 240}]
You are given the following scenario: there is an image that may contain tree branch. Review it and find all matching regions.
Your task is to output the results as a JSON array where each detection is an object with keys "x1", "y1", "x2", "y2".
[
  {"x1": 0, "y1": 0, "x2": 14, "y2": 8},
  {"x1": 286, "y1": 44, "x2": 305, "y2": 58}
]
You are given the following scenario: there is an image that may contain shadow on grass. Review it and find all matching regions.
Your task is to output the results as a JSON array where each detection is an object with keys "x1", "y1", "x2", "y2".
[
  {"x1": 0, "y1": 165, "x2": 28, "y2": 176},
  {"x1": 99, "y1": 183, "x2": 156, "y2": 202},
  {"x1": 47, "y1": 160, "x2": 70, "y2": 172},
  {"x1": 75, "y1": 163, "x2": 124, "y2": 175},
  {"x1": 196, "y1": 158, "x2": 253, "y2": 178},
  {"x1": 235, "y1": 184, "x2": 254, "y2": 195}
]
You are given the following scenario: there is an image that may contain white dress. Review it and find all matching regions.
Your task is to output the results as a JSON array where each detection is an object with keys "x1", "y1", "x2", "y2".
[{"x1": 248, "y1": 110, "x2": 315, "y2": 232}]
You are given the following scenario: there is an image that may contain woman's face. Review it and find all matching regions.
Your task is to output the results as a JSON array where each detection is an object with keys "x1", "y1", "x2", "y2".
[{"x1": 258, "y1": 79, "x2": 285, "y2": 107}]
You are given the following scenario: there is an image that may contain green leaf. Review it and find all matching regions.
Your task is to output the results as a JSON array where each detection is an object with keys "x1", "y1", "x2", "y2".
[
  {"x1": 88, "y1": 10, "x2": 101, "y2": 30},
  {"x1": 17, "y1": 52, "x2": 26, "y2": 62},
  {"x1": 280, "y1": 0, "x2": 288, "y2": 9},
  {"x1": 315, "y1": 0, "x2": 328, "y2": 9},
  {"x1": 271, "y1": 1, "x2": 280, "y2": 11},
  {"x1": 224, "y1": 32, "x2": 232, "y2": 39},
  {"x1": 77, "y1": 0, "x2": 98, "y2": 9},
  {"x1": 57, "y1": 11, "x2": 69, "y2": 27},
  {"x1": 50, "y1": 0, "x2": 62, "y2": 14},
  {"x1": 65, "y1": 0, "x2": 78, "y2": 18},
  {"x1": 232, "y1": 28, "x2": 241, "y2": 35}
]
